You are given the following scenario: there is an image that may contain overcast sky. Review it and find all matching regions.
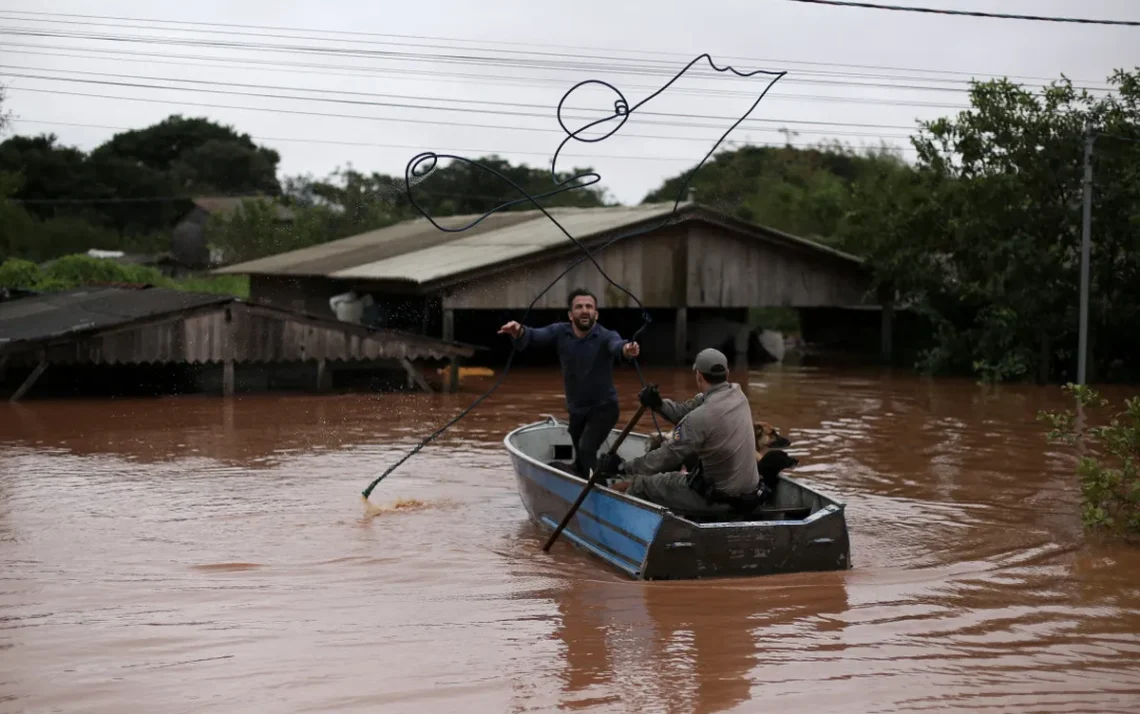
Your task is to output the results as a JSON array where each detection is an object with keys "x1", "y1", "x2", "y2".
[{"x1": 1, "y1": 0, "x2": 1138, "y2": 205}]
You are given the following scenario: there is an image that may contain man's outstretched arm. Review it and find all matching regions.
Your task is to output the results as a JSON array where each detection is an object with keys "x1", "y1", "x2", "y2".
[
  {"x1": 604, "y1": 328, "x2": 641, "y2": 361},
  {"x1": 498, "y1": 320, "x2": 559, "y2": 350}
]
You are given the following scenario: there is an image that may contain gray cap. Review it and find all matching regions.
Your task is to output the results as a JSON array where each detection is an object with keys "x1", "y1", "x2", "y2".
[{"x1": 693, "y1": 348, "x2": 728, "y2": 376}]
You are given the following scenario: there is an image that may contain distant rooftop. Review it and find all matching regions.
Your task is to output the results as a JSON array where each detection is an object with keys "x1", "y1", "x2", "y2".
[{"x1": 191, "y1": 196, "x2": 294, "y2": 221}]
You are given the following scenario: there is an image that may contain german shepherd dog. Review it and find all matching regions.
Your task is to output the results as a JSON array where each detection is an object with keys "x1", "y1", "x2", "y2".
[{"x1": 644, "y1": 420, "x2": 792, "y2": 472}]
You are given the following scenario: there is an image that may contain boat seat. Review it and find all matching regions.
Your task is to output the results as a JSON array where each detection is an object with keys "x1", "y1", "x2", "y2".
[{"x1": 681, "y1": 506, "x2": 814, "y2": 524}]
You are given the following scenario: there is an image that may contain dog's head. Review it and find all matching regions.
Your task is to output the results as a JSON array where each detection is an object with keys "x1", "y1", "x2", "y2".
[
  {"x1": 757, "y1": 449, "x2": 799, "y2": 478},
  {"x1": 755, "y1": 421, "x2": 791, "y2": 452}
]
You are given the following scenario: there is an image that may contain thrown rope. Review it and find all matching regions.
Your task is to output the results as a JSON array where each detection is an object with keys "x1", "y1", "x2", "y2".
[{"x1": 361, "y1": 54, "x2": 786, "y2": 499}]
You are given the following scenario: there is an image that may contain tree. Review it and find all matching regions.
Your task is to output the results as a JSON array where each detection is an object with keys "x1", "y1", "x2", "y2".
[
  {"x1": 888, "y1": 69, "x2": 1140, "y2": 383},
  {"x1": 91, "y1": 115, "x2": 281, "y2": 196},
  {"x1": 0, "y1": 134, "x2": 97, "y2": 221},
  {"x1": 640, "y1": 141, "x2": 910, "y2": 248}
]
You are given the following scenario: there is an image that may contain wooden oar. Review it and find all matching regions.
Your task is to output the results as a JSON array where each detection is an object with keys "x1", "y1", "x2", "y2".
[{"x1": 542, "y1": 405, "x2": 647, "y2": 552}]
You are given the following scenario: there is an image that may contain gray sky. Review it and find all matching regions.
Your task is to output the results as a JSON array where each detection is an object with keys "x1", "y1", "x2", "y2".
[{"x1": 2, "y1": 0, "x2": 1138, "y2": 205}]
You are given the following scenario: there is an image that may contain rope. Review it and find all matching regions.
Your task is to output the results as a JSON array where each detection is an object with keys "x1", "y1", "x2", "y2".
[
  {"x1": 783, "y1": 0, "x2": 1140, "y2": 27},
  {"x1": 361, "y1": 54, "x2": 786, "y2": 499}
]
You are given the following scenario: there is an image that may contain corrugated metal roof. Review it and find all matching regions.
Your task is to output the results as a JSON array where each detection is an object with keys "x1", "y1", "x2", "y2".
[
  {"x1": 214, "y1": 209, "x2": 534, "y2": 277},
  {"x1": 335, "y1": 203, "x2": 681, "y2": 283},
  {"x1": 0, "y1": 287, "x2": 232, "y2": 349},
  {"x1": 215, "y1": 202, "x2": 681, "y2": 280},
  {"x1": 214, "y1": 201, "x2": 864, "y2": 285}
]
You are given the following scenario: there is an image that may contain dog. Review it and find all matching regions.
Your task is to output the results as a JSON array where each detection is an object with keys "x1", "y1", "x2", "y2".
[
  {"x1": 757, "y1": 449, "x2": 799, "y2": 493},
  {"x1": 644, "y1": 420, "x2": 791, "y2": 462}
]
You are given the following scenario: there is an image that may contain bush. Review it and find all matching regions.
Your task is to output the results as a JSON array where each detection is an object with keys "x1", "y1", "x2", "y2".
[
  {"x1": 1038, "y1": 384, "x2": 1140, "y2": 538},
  {"x1": 0, "y1": 254, "x2": 248, "y2": 297}
]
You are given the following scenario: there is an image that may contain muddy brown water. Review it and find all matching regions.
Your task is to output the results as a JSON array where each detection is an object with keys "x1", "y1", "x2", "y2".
[{"x1": 2, "y1": 365, "x2": 1139, "y2": 714}]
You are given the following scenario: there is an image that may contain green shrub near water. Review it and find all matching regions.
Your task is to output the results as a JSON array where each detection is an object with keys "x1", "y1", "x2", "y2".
[
  {"x1": 1039, "y1": 384, "x2": 1140, "y2": 539},
  {"x1": 0, "y1": 255, "x2": 249, "y2": 297}
]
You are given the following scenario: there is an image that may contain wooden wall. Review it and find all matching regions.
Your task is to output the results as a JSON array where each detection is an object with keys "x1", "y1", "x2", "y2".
[
  {"x1": 440, "y1": 225, "x2": 688, "y2": 310},
  {"x1": 686, "y1": 223, "x2": 871, "y2": 308},
  {"x1": 26, "y1": 303, "x2": 473, "y2": 366},
  {"x1": 439, "y1": 221, "x2": 871, "y2": 311}
]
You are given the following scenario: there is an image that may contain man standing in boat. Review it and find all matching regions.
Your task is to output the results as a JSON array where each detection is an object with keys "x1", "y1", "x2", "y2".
[
  {"x1": 599, "y1": 348, "x2": 761, "y2": 517},
  {"x1": 498, "y1": 288, "x2": 641, "y2": 477}
]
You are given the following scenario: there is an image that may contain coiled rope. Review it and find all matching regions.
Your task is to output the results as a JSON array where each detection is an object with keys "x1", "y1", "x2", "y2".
[{"x1": 361, "y1": 54, "x2": 785, "y2": 500}]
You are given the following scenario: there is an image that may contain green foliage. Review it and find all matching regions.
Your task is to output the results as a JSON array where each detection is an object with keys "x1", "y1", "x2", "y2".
[
  {"x1": 90, "y1": 115, "x2": 281, "y2": 196},
  {"x1": 892, "y1": 71, "x2": 1140, "y2": 383},
  {"x1": 0, "y1": 114, "x2": 282, "y2": 245},
  {"x1": 1039, "y1": 384, "x2": 1140, "y2": 538},
  {"x1": 0, "y1": 255, "x2": 248, "y2": 297},
  {"x1": 642, "y1": 141, "x2": 908, "y2": 247},
  {"x1": 748, "y1": 307, "x2": 801, "y2": 334}
]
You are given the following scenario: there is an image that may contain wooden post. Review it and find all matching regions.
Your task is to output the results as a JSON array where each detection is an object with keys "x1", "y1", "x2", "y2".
[
  {"x1": 733, "y1": 325, "x2": 750, "y2": 372},
  {"x1": 875, "y1": 281, "x2": 893, "y2": 364},
  {"x1": 399, "y1": 357, "x2": 434, "y2": 393},
  {"x1": 10, "y1": 355, "x2": 48, "y2": 403},
  {"x1": 222, "y1": 306, "x2": 235, "y2": 398},
  {"x1": 442, "y1": 308, "x2": 458, "y2": 393},
  {"x1": 674, "y1": 307, "x2": 688, "y2": 365},
  {"x1": 879, "y1": 291, "x2": 895, "y2": 365},
  {"x1": 316, "y1": 359, "x2": 332, "y2": 393}
]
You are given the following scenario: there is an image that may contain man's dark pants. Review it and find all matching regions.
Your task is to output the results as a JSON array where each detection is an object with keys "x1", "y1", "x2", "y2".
[{"x1": 568, "y1": 401, "x2": 620, "y2": 477}]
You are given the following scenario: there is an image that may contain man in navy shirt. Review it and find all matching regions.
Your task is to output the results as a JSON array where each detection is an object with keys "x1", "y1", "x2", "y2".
[{"x1": 498, "y1": 288, "x2": 641, "y2": 477}]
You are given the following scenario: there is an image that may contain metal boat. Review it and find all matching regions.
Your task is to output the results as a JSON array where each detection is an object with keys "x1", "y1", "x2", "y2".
[{"x1": 504, "y1": 415, "x2": 852, "y2": 580}]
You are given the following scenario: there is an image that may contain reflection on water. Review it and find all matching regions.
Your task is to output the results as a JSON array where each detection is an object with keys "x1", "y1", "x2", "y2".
[{"x1": 2, "y1": 365, "x2": 1139, "y2": 713}]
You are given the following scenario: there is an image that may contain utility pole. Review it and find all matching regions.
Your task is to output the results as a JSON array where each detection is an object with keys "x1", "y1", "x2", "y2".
[{"x1": 1077, "y1": 126, "x2": 1095, "y2": 385}]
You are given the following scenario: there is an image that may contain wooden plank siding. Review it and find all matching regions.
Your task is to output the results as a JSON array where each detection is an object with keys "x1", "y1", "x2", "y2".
[
  {"x1": 441, "y1": 225, "x2": 688, "y2": 310},
  {"x1": 19, "y1": 302, "x2": 474, "y2": 366},
  {"x1": 685, "y1": 223, "x2": 871, "y2": 307},
  {"x1": 439, "y1": 221, "x2": 871, "y2": 311}
]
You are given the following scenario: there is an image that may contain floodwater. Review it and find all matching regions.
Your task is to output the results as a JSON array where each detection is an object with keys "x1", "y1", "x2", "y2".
[{"x1": 2, "y1": 365, "x2": 1139, "y2": 714}]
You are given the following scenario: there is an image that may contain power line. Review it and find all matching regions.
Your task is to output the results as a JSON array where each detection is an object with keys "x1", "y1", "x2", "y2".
[
  {"x1": 3, "y1": 83, "x2": 917, "y2": 152},
  {"x1": 782, "y1": 0, "x2": 1140, "y2": 26},
  {"x1": 0, "y1": 8, "x2": 1113, "y2": 86},
  {"x1": 0, "y1": 42, "x2": 997, "y2": 113},
  {"x1": 8, "y1": 42, "x2": 1106, "y2": 99},
  {"x1": 0, "y1": 25, "x2": 992, "y2": 98},
  {"x1": 12, "y1": 117, "x2": 889, "y2": 166},
  {"x1": 0, "y1": 25, "x2": 1114, "y2": 99},
  {"x1": 5, "y1": 111, "x2": 915, "y2": 162},
  {"x1": 0, "y1": 44, "x2": 993, "y2": 97},
  {"x1": 0, "y1": 65, "x2": 925, "y2": 136},
  {"x1": 5, "y1": 67, "x2": 971, "y2": 116}
]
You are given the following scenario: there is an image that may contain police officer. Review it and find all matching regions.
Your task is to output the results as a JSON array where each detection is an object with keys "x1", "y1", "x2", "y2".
[{"x1": 598, "y1": 348, "x2": 760, "y2": 517}]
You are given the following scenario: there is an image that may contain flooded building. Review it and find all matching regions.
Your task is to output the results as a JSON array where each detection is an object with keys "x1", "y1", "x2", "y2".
[
  {"x1": 0, "y1": 285, "x2": 477, "y2": 402},
  {"x1": 213, "y1": 202, "x2": 894, "y2": 368}
]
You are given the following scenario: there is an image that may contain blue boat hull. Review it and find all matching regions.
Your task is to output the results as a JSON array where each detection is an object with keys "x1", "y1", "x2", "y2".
[{"x1": 505, "y1": 418, "x2": 852, "y2": 581}]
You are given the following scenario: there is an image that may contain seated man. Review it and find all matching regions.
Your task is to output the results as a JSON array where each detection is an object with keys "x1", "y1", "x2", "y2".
[{"x1": 598, "y1": 348, "x2": 762, "y2": 517}]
